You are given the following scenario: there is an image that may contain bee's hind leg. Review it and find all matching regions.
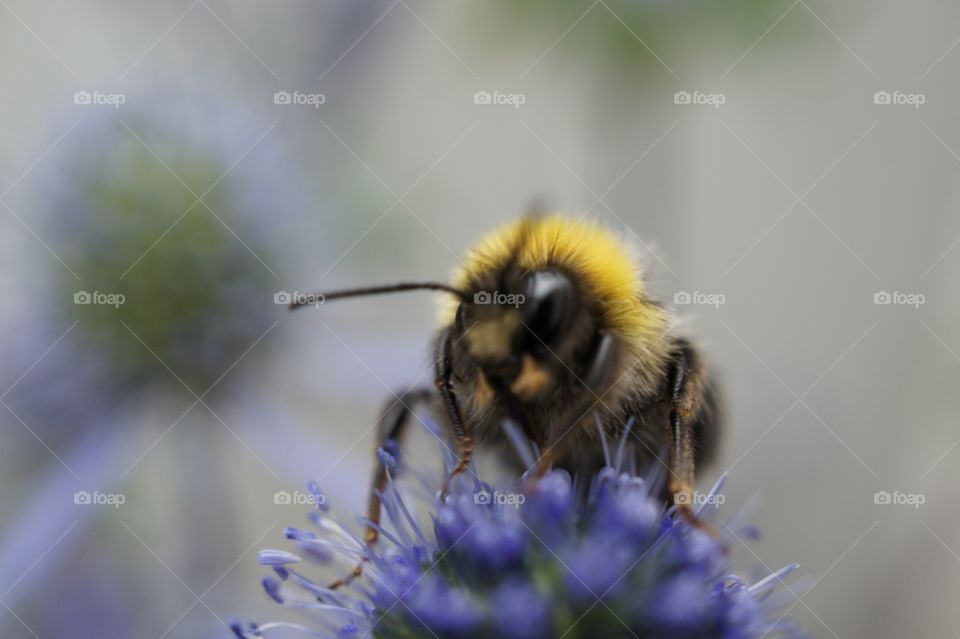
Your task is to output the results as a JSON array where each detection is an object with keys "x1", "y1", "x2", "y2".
[{"x1": 327, "y1": 387, "x2": 433, "y2": 590}]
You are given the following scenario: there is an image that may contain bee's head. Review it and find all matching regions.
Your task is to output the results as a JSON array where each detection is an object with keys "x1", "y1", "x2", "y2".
[{"x1": 458, "y1": 267, "x2": 583, "y2": 400}]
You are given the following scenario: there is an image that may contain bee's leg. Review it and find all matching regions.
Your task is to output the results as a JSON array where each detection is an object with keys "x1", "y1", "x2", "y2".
[
  {"x1": 529, "y1": 332, "x2": 622, "y2": 480},
  {"x1": 328, "y1": 387, "x2": 433, "y2": 590},
  {"x1": 437, "y1": 331, "x2": 474, "y2": 497},
  {"x1": 666, "y1": 340, "x2": 716, "y2": 534}
]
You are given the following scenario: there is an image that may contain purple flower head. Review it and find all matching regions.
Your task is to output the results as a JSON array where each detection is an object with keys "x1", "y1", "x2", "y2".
[{"x1": 234, "y1": 430, "x2": 806, "y2": 639}]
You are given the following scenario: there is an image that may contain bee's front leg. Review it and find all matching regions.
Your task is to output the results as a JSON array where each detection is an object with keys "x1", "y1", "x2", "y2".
[
  {"x1": 666, "y1": 340, "x2": 719, "y2": 538},
  {"x1": 437, "y1": 331, "x2": 474, "y2": 498}
]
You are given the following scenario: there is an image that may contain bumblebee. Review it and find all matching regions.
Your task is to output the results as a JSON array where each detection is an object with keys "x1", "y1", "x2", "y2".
[{"x1": 292, "y1": 215, "x2": 720, "y2": 587}]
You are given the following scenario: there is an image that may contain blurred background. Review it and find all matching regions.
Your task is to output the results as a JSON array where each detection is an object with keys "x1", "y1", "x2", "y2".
[{"x1": 0, "y1": 1, "x2": 957, "y2": 637}]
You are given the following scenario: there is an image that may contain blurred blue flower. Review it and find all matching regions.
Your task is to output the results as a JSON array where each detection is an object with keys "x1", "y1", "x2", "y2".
[
  {"x1": 0, "y1": 93, "x2": 315, "y2": 637},
  {"x1": 235, "y1": 435, "x2": 805, "y2": 639},
  {"x1": 4, "y1": 93, "x2": 311, "y2": 447},
  {"x1": 39, "y1": 108, "x2": 288, "y2": 399}
]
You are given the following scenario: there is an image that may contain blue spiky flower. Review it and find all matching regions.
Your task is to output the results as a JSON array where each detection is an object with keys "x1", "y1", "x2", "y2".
[{"x1": 234, "y1": 427, "x2": 805, "y2": 639}]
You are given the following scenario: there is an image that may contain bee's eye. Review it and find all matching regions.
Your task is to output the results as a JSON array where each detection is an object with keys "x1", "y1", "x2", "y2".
[{"x1": 523, "y1": 270, "x2": 574, "y2": 343}]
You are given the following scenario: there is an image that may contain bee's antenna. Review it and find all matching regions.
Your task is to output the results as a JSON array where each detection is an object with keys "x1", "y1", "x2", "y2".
[{"x1": 288, "y1": 282, "x2": 471, "y2": 310}]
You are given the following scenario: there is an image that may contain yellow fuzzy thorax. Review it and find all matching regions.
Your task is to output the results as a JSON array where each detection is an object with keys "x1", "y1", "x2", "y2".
[{"x1": 442, "y1": 216, "x2": 669, "y2": 349}]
